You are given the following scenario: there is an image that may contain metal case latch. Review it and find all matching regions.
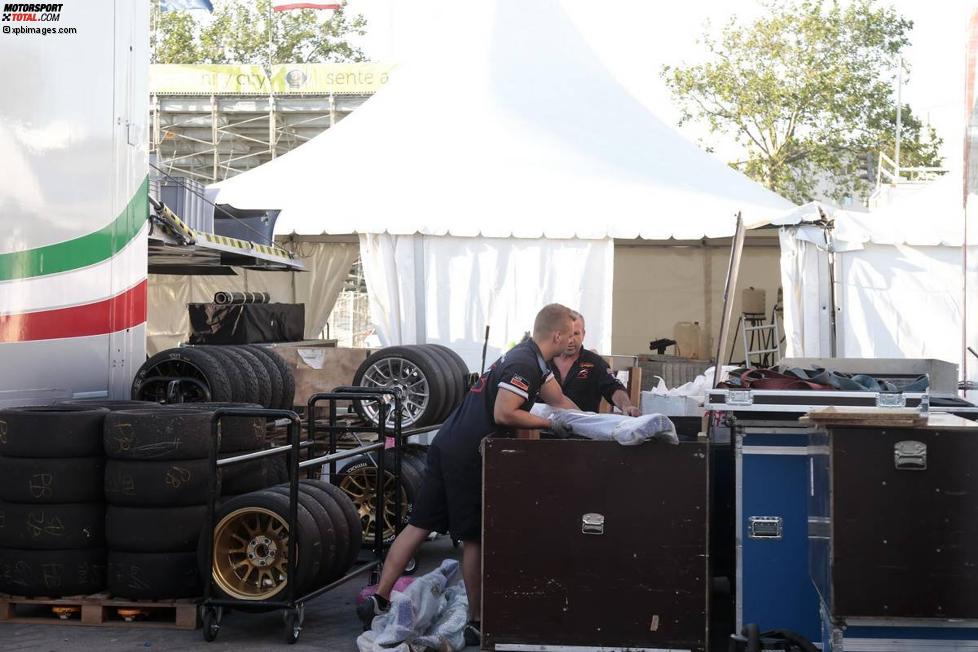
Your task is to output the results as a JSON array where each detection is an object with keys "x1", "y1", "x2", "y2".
[
  {"x1": 748, "y1": 516, "x2": 783, "y2": 540},
  {"x1": 728, "y1": 389, "x2": 754, "y2": 407},
  {"x1": 877, "y1": 392, "x2": 906, "y2": 408},
  {"x1": 894, "y1": 440, "x2": 927, "y2": 471},
  {"x1": 582, "y1": 513, "x2": 605, "y2": 535}
]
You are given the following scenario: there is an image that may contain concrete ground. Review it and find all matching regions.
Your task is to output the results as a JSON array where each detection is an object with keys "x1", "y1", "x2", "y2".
[{"x1": 0, "y1": 537, "x2": 461, "y2": 652}]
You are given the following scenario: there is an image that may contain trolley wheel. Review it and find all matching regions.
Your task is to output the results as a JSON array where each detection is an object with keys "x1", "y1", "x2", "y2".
[
  {"x1": 284, "y1": 605, "x2": 304, "y2": 644},
  {"x1": 201, "y1": 605, "x2": 223, "y2": 642},
  {"x1": 404, "y1": 557, "x2": 418, "y2": 576}
]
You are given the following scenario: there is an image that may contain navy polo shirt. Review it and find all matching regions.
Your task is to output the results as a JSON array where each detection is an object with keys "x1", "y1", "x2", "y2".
[
  {"x1": 432, "y1": 338, "x2": 553, "y2": 458},
  {"x1": 549, "y1": 348, "x2": 626, "y2": 413}
]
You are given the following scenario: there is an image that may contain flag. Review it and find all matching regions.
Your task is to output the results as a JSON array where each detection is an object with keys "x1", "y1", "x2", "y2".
[
  {"x1": 159, "y1": 0, "x2": 214, "y2": 11},
  {"x1": 271, "y1": 1, "x2": 341, "y2": 10}
]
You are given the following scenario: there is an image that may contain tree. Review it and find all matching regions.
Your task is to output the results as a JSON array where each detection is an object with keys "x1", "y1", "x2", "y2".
[
  {"x1": 661, "y1": 0, "x2": 944, "y2": 204},
  {"x1": 151, "y1": 0, "x2": 367, "y2": 66}
]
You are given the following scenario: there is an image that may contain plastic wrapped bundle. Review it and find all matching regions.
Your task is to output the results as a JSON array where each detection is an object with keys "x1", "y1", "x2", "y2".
[{"x1": 530, "y1": 404, "x2": 678, "y2": 446}]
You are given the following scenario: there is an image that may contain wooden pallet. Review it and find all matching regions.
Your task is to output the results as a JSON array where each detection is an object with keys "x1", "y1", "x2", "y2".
[{"x1": 0, "y1": 592, "x2": 198, "y2": 630}]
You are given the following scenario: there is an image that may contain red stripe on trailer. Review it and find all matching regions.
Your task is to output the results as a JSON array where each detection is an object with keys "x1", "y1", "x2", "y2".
[
  {"x1": 0, "y1": 280, "x2": 147, "y2": 343},
  {"x1": 272, "y1": 2, "x2": 340, "y2": 10}
]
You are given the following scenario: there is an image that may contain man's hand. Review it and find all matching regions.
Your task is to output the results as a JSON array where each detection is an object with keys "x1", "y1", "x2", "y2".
[
  {"x1": 547, "y1": 412, "x2": 573, "y2": 437},
  {"x1": 612, "y1": 388, "x2": 640, "y2": 417}
]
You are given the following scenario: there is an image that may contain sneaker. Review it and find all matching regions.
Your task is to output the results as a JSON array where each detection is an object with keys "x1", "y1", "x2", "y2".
[
  {"x1": 356, "y1": 594, "x2": 389, "y2": 630},
  {"x1": 463, "y1": 621, "x2": 481, "y2": 647}
]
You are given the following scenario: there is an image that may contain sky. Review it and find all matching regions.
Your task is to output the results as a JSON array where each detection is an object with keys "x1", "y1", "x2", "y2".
[{"x1": 346, "y1": 0, "x2": 971, "y2": 172}]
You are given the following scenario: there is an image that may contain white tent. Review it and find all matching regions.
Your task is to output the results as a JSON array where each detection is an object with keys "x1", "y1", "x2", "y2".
[
  {"x1": 209, "y1": 0, "x2": 794, "y2": 368},
  {"x1": 779, "y1": 174, "x2": 978, "y2": 393}
]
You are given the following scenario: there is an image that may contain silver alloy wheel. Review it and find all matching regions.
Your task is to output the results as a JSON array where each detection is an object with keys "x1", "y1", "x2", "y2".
[{"x1": 358, "y1": 356, "x2": 429, "y2": 427}]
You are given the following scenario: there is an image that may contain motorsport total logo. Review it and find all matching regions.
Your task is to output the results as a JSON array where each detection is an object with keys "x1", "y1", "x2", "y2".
[{"x1": 2, "y1": 3, "x2": 63, "y2": 22}]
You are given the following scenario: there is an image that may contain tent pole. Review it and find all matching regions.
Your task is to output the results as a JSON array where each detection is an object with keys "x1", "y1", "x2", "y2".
[
  {"x1": 413, "y1": 235, "x2": 427, "y2": 344},
  {"x1": 713, "y1": 214, "x2": 746, "y2": 387},
  {"x1": 825, "y1": 219, "x2": 839, "y2": 357}
]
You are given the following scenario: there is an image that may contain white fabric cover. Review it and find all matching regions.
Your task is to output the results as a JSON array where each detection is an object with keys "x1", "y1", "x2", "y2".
[
  {"x1": 360, "y1": 234, "x2": 614, "y2": 372},
  {"x1": 356, "y1": 559, "x2": 468, "y2": 652},
  {"x1": 146, "y1": 242, "x2": 357, "y2": 354},
  {"x1": 208, "y1": 0, "x2": 793, "y2": 240}
]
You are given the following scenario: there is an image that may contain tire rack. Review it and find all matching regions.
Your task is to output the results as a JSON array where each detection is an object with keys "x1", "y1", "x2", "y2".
[{"x1": 199, "y1": 394, "x2": 398, "y2": 644}]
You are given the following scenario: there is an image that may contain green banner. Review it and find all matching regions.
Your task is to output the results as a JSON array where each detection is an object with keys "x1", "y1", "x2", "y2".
[{"x1": 150, "y1": 63, "x2": 395, "y2": 95}]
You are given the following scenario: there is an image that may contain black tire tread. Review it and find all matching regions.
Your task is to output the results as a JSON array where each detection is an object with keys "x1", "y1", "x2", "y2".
[
  {"x1": 106, "y1": 504, "x2": 206, "y2": 553},
  {"x1": 103, "y1": 409, "x2": 213, "y2": 461},
  {"x1": 302, "y1": 479, "x2": 362, "y2": 570},
  {"x1": 0, "y1": 406, "x2": 108, "y2": 458},
  {"x1": 233, "y1": 347, "x2": 273, "y2": 408},
  {"x1": 248, "y1": 346, "x2": 295, "y2": 409},
  {"x1": 104, "y1": 458, "x2": 215, "y2": 507},
  {"x1": 241, "y1": 346, "x2": 284, "y2": 411},
  {"x1": 0, "y1": 501, "x2": 104, "y2": 549},
  {"x1": 0, "y1": 548, "x2": 106, "y2": 597},
  {"x1": 108, "y1": 550, "x2": 201, "y2": 600},
  {"x1": 420, "y1": 345, "x2": 459, "y2": 423},
  {"x1": 0, "y1": 456, "x2": 104, "y2": 504}
]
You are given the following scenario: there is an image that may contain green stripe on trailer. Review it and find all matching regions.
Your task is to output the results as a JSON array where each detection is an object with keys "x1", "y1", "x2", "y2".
[{"x1": 0, "y1": 177, "x2": 148, "y2": 282}]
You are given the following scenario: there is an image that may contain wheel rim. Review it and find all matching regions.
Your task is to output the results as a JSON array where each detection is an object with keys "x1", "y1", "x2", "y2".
[
  {"x1": 212, "y1": 507, "x2": 293, "y2": 601},
  {"x1": 339, "y1": 466, "x2": 409, "y2": 541},
  {"x1": 359, "y1": 357, "x2": 430, "y2": 427},
  {"x1": 134, "y1": 359, "x2": 212, "y2": 403}
]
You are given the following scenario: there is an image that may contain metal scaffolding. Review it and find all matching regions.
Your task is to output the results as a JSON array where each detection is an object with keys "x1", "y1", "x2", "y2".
[{"x1": 150, "y1": 92, "x2": 371, "y2": 184}]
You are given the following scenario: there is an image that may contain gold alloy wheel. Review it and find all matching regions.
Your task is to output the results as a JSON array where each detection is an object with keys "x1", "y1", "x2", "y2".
[
  {"x1": 212, "y1": 506, "x2": 294, "y2": 601},
  {"x1": 339, "y1": 465, "x2": 409, "y2": 542}
]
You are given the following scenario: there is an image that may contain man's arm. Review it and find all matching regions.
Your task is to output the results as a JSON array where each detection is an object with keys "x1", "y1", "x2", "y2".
[
  {"x1": 611, "y1": 388, "x2": 641, "y2": 417},
  {"x1": 539, "y1": 376, "x2": 580, "y2": 411},
  {"x1": 493, "y1": 390, "x2": 551, "y2": 429}
]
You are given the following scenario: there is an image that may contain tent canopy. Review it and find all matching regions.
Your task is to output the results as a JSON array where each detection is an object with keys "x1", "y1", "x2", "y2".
[{"x1": 210, "y1": 0, "x2": 793, "y2": 240}]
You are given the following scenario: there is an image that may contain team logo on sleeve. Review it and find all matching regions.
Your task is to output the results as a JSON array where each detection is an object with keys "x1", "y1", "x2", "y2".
[{"x1": 509, "y1": 375, "x2": 530, "y2": 392}]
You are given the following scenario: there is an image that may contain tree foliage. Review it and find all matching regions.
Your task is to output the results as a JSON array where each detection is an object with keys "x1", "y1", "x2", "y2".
[
  {"x1": 152, "y1": 0, "x2": 367, "y2": 66},
  {"x1": 662, "y1": 0, "x2": 943, "y2": 203}
]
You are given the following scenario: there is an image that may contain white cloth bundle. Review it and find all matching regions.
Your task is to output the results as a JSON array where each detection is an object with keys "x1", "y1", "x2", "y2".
[
  {"x1": 356, "y1": 559, "x2": 469, "y2": 652},
  {"x1": 530, "y1": 404, "x2": 679, "y2": 446}
]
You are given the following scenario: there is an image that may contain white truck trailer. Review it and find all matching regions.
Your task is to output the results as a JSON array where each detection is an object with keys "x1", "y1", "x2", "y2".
[
  {"x1": 0, "y1": 1, "x2": 150, "y2": 405},
  {"x1": 0, "y1": 2, "x2": 301, "y2": 407}
]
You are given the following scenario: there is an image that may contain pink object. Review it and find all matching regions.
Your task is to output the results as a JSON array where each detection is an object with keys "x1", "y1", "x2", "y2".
[{"x1": 357, "y1": 577, "x2": 416, "y2": 605}]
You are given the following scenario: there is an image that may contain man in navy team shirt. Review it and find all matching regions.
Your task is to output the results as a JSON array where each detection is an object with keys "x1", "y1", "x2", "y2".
[
  {"x1": 357, "y1": 303, "x2": 580, "y2": 645},
  {"x1": 550, "y1": 311, "x2": 641, "y2": 415}
]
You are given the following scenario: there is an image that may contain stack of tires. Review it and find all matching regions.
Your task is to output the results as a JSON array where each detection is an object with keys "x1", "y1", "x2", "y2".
[
  {"x1": 0, "y1": 406, "x2": 109, "y2": 597},
  {"x1": 103, "y1": 408, "x2": 214, "y2": 599},
  {"x1": 352, "y1": 344, "x2": 470, "y2": 428},
  {"x1": 200, "y1": 481, "x2": 362, "y2": 605},
  {"x1": 131, "y1": 345, "x2": 295, "y2": 410}
]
